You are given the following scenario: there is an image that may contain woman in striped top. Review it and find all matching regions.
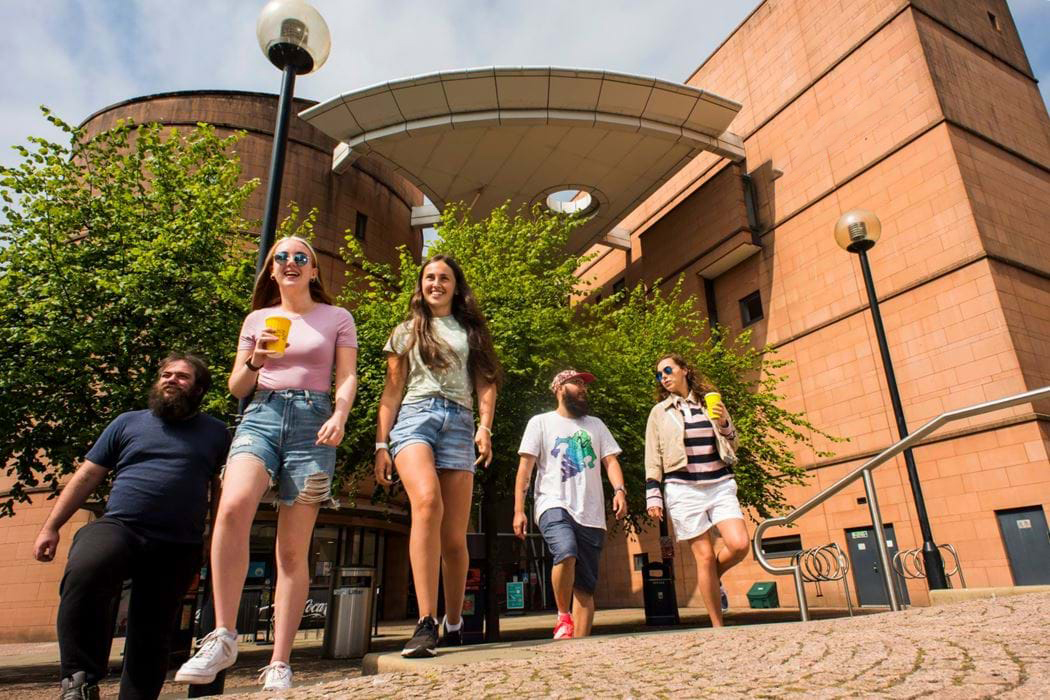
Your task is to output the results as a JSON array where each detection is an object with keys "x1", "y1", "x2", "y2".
[{"x1": 644, "y1": 353, "x2": 750, "y2": 627}]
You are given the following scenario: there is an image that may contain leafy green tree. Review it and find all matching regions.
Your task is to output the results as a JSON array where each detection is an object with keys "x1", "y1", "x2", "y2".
[
  {"x1": 338, "y1": 203, "x2": 836, "y2": 637},
  {"x1": 574, "y1": 283, "x2": 838, "y2": 520},
  {"x1": 0, "y1": 110, "x2": 257, "y2": 516}
]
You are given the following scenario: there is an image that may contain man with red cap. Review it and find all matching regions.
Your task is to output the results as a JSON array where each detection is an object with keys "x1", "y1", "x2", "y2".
[{"x1": 513, "y1": 369, "x2": 627, "y2": 639}]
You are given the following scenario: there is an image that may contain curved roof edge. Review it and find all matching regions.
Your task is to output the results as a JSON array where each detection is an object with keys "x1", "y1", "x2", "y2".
[{"x1": 300, "y1": 66, "x2": 743, "y2": 145}]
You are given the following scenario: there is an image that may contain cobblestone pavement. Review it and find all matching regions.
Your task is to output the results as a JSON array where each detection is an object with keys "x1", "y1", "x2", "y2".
[{"x1": 224, "y1": 592, "x2": 1050, "y2": 699}]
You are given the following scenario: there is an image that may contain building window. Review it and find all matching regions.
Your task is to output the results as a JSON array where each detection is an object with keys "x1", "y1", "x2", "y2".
[
  {"x1": 612, "y1": 278, "x2": 626, "y2": 295},
  {"x1": 354, "y1": 211, "x2": 368, "y2": 241},
  {"x1": 987, "y1": 11, "x2": 1000, "y2": 31},
  {"x1": 739, "y1": 290, "x2": 763, "y2": 326},
  {"x1": 633, "y1": 553, "x2": 649, "y2": 572},
  {"x1": 760, "y1": 535, "x2": 803, "y2": 560}
]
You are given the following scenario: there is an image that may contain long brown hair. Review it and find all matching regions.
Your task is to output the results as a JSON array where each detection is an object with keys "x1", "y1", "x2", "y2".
[
  {"x1": 250, "y1": 236, "x2": 335, "y2": 310},
  {"x1": 403, "y1": 255, "x2": 502, "y2": 387},
  {"x1": 656, "y1": 352, "x2": 712, "y2": 401}
]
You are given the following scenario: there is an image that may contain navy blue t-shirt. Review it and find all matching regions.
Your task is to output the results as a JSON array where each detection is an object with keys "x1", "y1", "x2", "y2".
[{"x1": 85, "y1": 410, "x2": 231, "y2": 544}]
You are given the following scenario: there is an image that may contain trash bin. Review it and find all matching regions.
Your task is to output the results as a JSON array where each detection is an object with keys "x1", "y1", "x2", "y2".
[
  {"x1": 746, "y1": 581, "x2": 779, "y2": 608},
  {"x1": 461, "y1": 566, "x2": 485, "y2": 644},
  {"x1": 323, "y1": 567, "x2": 375, "y2": 658},
  {"x1": 642, "y1": 561, "x2": 679, "y2": 626}
]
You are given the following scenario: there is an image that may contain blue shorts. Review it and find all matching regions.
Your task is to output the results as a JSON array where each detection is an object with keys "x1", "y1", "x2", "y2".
[
  {"x1": 389, "y1": 397, "x2": 476, "y2": 472},
  {"x1": 228, "y1": 389, "x2": 338, "y2": 507},
  {"x1": 538, "y1": 508, "x2": 605, "y2": 594}
]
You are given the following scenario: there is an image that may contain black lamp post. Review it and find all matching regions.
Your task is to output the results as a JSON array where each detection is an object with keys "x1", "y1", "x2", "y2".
[
  {"x1": 253, "y1": 0, "x2": 332, "y2": 274},
  {"x1": 834, "y1": 209, "x2": 948, "y2": 591}
]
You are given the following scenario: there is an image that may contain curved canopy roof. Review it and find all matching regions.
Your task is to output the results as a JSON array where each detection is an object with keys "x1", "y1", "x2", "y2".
[{"x1": 300, "y1": 67, "x2": 744, "y2": 253}]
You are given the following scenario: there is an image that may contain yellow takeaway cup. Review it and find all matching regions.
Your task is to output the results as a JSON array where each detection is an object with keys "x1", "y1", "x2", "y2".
[
  {"x1": 704, "y1": 392, "x2": 722, "y2": 421},
  {"x1": 264, "y1": 316, "x2": 291, "y2": 358}
]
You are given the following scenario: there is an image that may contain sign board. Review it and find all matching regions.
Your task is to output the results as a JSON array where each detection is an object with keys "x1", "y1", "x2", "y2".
[{"x1": 506, "y1": 581, "x2": 525, "y2": 610}]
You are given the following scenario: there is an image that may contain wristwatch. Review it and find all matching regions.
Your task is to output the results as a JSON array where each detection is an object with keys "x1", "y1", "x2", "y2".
[{"x1": 614, "y1": 485, "x2": 627, "y2": 496}]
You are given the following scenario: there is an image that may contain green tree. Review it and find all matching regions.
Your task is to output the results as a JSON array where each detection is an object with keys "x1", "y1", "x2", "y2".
[
  {"x1": 338, "y1": 203, "x2": 836, "y2": 637},
  {"x1": 0, "y1": 110, "x2": 258, "y2": 516}
]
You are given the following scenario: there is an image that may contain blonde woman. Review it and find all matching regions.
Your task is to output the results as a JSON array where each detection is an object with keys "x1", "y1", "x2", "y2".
[{"x1": 176, "y1": 236, "x2": 357, "y2": 690}]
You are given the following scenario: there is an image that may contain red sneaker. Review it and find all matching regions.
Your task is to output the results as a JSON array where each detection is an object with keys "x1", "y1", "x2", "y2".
[{"x1": 553, "y1": 613, "x2": 574, "y2": 640}]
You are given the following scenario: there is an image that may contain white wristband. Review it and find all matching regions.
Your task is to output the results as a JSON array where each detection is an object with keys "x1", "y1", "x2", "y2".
[
  {"x1": 478, "y1": 424, "x2": 492, "y2": 435},
  {"x1": 375, "y1": 442, "x2": 389, "y2": 452}
]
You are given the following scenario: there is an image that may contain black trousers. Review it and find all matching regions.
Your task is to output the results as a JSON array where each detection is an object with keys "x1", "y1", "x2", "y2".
[{"x1": 58, "y1": 517, "x2": 201, "y2": 700}]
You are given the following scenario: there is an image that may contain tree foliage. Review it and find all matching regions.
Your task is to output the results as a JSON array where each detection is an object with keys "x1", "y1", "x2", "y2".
[
  {"x1": 338, "y1": 203, "x2": 837, "y2": 523},
  {"x1": 0, "y1": 110, "x2": 257, "y2": 516}
]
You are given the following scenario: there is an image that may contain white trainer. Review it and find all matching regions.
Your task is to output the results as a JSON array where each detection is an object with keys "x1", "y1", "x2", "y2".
[
  {"x1": 259, "y1": 661, "x2": 293, "y2": 691},
  {"x1": 174, "y1": 627, "x2": 238, "y2": 684}
]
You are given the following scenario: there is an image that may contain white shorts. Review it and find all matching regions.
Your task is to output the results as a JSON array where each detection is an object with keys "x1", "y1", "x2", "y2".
[{"x1": 665, "y1": 478, "x2": 744, "y2": 542}]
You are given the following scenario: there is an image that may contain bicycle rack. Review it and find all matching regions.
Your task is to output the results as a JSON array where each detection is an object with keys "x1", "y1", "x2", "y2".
[
  {"x1": 791, "y1": 543, "x2": 854, "y2": 616},
  {"x1": 752, "y1": 385, "x2": 1050, "y2": 621},
  {"x1": 893, "y1": 543, "x2": 966, "y2": 593}
]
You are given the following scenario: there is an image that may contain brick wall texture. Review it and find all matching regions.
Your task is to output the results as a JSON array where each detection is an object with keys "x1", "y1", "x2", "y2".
[{"x1": 591, "y1": 0, "x2": 1050, "y2": 610}]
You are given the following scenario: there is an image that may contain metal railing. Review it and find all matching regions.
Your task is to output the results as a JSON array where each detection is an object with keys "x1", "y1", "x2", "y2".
[
  {"x1": 894, "y1": 543, "x2": 966, "y2": 592},
  {"x1": 753, "y1": 385, "x2": 1050, "y2": 621},
  {"x1": 791, "y1": 543, "x2": 854, "y2": 617}
]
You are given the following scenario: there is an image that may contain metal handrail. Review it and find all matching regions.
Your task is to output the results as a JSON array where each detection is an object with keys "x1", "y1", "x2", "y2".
[{"x1": 753, "y1": 385, "x2": 1050, "y2": 621}]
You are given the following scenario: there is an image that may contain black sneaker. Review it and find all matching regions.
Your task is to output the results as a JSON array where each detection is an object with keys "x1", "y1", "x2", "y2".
[
  {"x1": 60, "y1": 672, "x2": 100, "y2": 700},
  {"x1": 401, "y1": 616, "x2": 439, "y2": 658},
  {"x1": 438, "y1": 617, "x2": 463, "y2": 647}
]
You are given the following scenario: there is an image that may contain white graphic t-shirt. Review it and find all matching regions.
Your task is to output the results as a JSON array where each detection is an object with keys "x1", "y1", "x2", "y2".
[{"x1": 518, "y1": 412, "x2": 621, "y2": 530}]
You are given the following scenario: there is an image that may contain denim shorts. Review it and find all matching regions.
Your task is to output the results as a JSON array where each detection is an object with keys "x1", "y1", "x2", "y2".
[
  {"x1": 538, "y1": 507, "x2": 605, "y2": 594},
  {"x1": 228, "y1": 389, "x2": 338, "y2": 507},
  {"x1": 389, "y1": 397, "x2": 476, "y2": 472}
]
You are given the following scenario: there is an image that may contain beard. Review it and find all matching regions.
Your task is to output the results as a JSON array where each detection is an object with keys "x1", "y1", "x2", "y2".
[
  {"x1": 148, "y1": 383, "x2": 201, "y2": 421},
  {"x1": 562, "y1": 393, "x2": 590, "y2": 418}
]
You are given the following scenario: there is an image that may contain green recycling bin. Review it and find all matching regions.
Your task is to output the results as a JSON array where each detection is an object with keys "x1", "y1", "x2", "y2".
[{"x1": 747, "y1": 581, "x2": 779, "y2": 609}]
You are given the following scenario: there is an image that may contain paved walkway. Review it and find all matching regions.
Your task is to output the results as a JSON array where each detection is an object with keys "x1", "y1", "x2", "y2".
[{"x1": 218, "y1": 592, "x2": 1050, "y2": 699}]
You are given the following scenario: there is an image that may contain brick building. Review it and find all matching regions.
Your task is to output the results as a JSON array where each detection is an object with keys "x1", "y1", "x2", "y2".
[
  {"x1": 587, "y1": 0, "x2": 1050, "y2": 610},
  {"x1": 2, "y1": 0, "x2": 1048, "y2": 642}
]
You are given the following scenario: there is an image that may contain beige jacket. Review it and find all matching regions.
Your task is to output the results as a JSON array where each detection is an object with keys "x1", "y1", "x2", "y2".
[{"x1": 644, "y1": 394, "x2": 739, "y2": 495}]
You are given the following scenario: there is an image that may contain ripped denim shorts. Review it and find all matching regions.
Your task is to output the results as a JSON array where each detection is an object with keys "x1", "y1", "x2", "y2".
[{"x1": 228, "y1": 389, "x2": 338, "y2": 508}]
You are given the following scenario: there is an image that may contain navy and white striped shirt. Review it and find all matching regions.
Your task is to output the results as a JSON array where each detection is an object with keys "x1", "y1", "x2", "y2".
[{"x1": 646, "y1": 395, "x2": 735, "y2": 508}]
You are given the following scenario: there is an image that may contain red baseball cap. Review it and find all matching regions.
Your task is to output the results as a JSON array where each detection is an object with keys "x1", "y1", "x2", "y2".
[{"x1": 550, "y1": 369, "x2": 596, "y2": 393}]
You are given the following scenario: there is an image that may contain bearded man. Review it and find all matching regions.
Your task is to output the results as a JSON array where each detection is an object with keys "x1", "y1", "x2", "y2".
[
  {"x1": 33, "y1": 352, "x2": 230, "y2": 700},
  {"x1": 512, "y1": 369, "x2": 627, "y2": 640}
]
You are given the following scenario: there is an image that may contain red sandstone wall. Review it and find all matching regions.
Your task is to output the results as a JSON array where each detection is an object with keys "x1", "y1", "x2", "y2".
[{"x1": 592, "y1": 0, "x2": 1050, "y2": 611}]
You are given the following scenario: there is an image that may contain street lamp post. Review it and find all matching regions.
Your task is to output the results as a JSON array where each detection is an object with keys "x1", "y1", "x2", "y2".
[
  {"x1": 834, "y1": 209, "x2": 948, "y2": 591},
  {"x1": 253, "y1": 0, "x2": 331, "y2": 275}
]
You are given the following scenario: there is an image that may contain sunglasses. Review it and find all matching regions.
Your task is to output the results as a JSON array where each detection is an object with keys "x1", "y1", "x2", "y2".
[
  {"x1": 274, "y1": 251, "x2": 310, "y2": 266},
  {"x1": 655, "y1": 365, "x2": 674, "y2": 382}
]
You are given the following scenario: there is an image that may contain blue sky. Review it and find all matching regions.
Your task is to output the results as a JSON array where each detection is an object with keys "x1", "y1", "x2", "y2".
[{"x1": 0, "y1": 0, "x2": 1047, "y2": 171}]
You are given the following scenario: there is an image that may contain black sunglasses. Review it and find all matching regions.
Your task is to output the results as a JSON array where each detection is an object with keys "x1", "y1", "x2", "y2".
[
  {"x1": 274, "y1": 251, "x2": 310, "y2": 266},
  {"x1": 655, "y1": 365, "x2": 674, "y2": 382}
]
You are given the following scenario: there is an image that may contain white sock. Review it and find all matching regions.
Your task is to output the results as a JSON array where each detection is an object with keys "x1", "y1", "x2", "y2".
[{"x1": 443, "y1": 615, "x2": 462, "y2": 632}]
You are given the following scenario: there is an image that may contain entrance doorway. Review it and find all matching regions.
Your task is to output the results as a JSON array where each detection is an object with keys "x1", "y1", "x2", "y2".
[
  {"x1": 996, "y1": 506, "x2": 1050, "y2": 585},
  {"x1": 845, "y1": 525, "x2": 910, "y2": 606}
]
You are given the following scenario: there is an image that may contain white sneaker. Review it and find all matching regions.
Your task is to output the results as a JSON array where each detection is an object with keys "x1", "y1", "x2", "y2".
[
  {"x1": 258, "y1": 662, "x2": 293, "y2": 691},
  {"x1": 174, "y1": 627, "x2": 238, "y2": 684}
]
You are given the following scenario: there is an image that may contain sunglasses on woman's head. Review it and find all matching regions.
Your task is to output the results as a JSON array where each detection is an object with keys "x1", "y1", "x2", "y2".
[
  {"x1": 655, "y1": 365, "x2": 674, "y2": 382},
  {"x1": 274, "y1": 251, "x2": 309, "y2": 266}
]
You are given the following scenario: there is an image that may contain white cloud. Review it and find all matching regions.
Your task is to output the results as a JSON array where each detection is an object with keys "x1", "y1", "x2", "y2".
[
  {"x1": 0, "y1": 0, "x2": 757, "y2": 168},
  {"x1": 2, "y1": 0, "x2": 1046, "y2": 173}
]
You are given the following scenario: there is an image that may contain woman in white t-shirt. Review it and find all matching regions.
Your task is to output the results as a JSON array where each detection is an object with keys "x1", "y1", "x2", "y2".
[
  {"x1": 644, "y1": 352, "x2": 750, "y2": 627},
  {"x1": 373, "y1": 255, "x2": 501, "y2": 658}
]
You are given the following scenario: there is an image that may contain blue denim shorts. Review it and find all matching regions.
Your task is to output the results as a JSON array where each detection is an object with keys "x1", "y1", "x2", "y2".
[
  {"x1": 389, "y1": 397, "x2": 476, "y2": 472},
  {"x1": 538, "y1": 507, "x2": 605, "y2": 594},
  {"x1": 228, "y1": 389, "x2": 338, "y2": 507}
]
